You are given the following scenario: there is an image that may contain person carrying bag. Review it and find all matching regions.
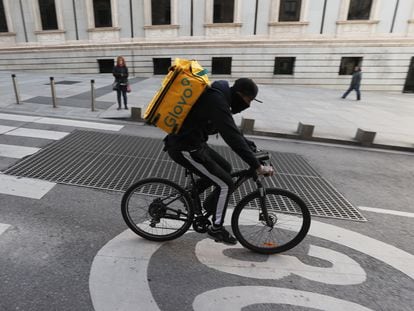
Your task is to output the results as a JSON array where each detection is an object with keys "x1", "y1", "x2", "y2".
[{"x1": 112, "y1": 56, "x2": 129, "y2": 110}]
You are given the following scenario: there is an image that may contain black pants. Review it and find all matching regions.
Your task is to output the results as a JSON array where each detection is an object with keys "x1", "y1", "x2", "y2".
[
  {"x1": 342, "y1": 85, "x2": 361, "y2": 100},
  {"x1": 116, "y1": 86, "x2": 128, "y2": 108},
  {"x1": 168, "y1": 144, "x2": 234, "y2": 226}
]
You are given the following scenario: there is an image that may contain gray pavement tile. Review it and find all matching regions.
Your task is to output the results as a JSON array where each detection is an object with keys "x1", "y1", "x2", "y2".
[{"x1": 0, "y1": 72, "x2": 413, "y2": 150}]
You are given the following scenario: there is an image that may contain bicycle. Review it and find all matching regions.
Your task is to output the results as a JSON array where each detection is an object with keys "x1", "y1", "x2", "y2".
[{"x1": 121, "y1": 151, "x2": 311, "y2": 254}]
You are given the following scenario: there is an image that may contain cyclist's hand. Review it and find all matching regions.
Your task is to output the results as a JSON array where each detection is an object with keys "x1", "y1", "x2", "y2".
[{"x1": 256, "y1": 165, "x2": 274, "y2": 177}]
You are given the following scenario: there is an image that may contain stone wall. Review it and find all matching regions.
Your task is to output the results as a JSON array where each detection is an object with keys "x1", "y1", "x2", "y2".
[{"x1": 0, "y1": 0, "x2": 413, "y2": 91}]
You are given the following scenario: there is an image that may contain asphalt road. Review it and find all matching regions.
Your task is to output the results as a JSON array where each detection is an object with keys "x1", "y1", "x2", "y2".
[{"x1": 1, "y1": 120, "x2": 413, "y2": 311}]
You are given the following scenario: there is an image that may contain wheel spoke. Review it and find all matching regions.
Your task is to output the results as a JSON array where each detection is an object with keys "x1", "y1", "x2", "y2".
[
  {"x1": 232, "y1": 188, "x2": 310, "y2": 254},
  {"x1": 121, "y1": 178, "x2": 194, "y2": 241}
]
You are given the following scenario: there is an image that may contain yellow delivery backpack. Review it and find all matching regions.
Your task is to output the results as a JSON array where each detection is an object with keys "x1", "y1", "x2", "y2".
[{"x1": 144, "y1": 58, "x2": 210, "y2": 134}]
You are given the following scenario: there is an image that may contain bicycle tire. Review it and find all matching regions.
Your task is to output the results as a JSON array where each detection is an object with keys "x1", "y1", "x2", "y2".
[
  {"x1": 231, "y1": 188, "x2": 311, "y2": 254},
  {"x1": 121, "y1": 178, "x2": 194, "y2": 242}
]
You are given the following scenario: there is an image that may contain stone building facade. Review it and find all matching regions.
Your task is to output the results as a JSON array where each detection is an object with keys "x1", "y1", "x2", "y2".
[{"x1": 0, "y1": 0, "x2": 414, "y2": 91}]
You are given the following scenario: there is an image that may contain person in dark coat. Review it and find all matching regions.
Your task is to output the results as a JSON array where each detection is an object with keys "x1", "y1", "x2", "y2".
[
  {"x1": 113, "y1": 56, "x2": 129, "y2": 110},
  {"x1": 342, "y1": 66, "x2": 362, "y2": 100},
  {"x1": 164, "y1": 78, "x2": 274, "y2": 244}
]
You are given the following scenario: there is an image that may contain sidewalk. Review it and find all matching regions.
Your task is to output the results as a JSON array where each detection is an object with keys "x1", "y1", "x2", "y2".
[{"x1": 0, "y1": 71, "x2": 413, "y2": 151}]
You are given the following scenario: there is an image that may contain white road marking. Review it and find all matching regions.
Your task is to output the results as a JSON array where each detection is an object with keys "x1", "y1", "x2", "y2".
[
  {"x1": 359, "y1": 206, "x2": 414, "y2": 218},
  {"x1": 36, "y1": 117, "x2": 123, "y2": 131},
  {"x1": 89, "y1": 218, "x2": 414, "y2": 311},
  {"x1": 193, "y1": 287, "x2": 374, "y2": 311},
  {"x1": 0, "y1": 113, "x2": 39, "y2": 122},
  {"x1": 89, "y1": 231, "x2": 162, "y2": 311},
  {"x1": 0, "y1": 223, "x2": 11, "y2": 236},
  {"x1": 196, "y1": 240, "x2": 366, "y2": 285},
  {"x1": 0, "y1": 144, "x2": 40, "y2": 158},
  {"x1": 0, "y1": 125, "x2": 16, "y2": 134},
  {"x1": 5, "y1": 128, "x2": 69, "y2": 140},
  {"x1": 0, "y1": 113, "x2": 123, "y2": 131},
  {"x1": 0, "y1": 173, "x2": 56, "y2": 199}
]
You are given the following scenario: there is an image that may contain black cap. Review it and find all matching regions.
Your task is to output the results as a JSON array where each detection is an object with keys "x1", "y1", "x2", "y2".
[{"x1": 232, "y1": 78, "x2": 262, "y2": 103}]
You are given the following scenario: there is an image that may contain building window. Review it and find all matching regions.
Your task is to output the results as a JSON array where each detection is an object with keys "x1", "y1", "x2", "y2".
[
  {"x1": 213, "y1": 0, "x2": 234, "y2": 23},
  {"x1": 403, "y1": 57, "x2": 414, "y2": 93},
  {"x1": 38, "y1": 0, "x2": 58, "y2": 30},
  {"x1": 0, "y1": 0, "x2": 8, "y2": 32},
  {"x1": 274, "y1": 57, "x2": 295, "y2": 75},
  {"x1": 97, "y1": 59, "x2": 114, "y2": 73},
  {"x1": 347, "y1": 0, "x2": 372, "y2": 20},
  {"x1": 339, "y1": 57, "x2": 362, "y2": 75},
  {"x1": 279, "y1": 0, "x2": 302, "y2": 22},
  {"x1": 152, "y1": 0, "x2": 171, "y2": 25},
  {"x1": 93, "y1": 0, "x2": 112, "y2": 27},
  {"x1": 153, "y1": 58, "x2": 171, "y2": 75},
  {"x1": 212, "y1": 57, "x2": 232, "y2": 74}
]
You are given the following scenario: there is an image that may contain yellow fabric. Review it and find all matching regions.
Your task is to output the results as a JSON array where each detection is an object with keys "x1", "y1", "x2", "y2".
[{"x1": 144, "y1": 58, "x2": 210, "y2": 134}]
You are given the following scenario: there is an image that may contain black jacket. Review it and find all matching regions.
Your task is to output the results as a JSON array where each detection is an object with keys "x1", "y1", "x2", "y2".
[
  {"x1": 112, "y1": 65, "x2": 129, "y2": 84},
  {"x1": 164, "y1": 81, "x2": 260, "y2": 169},
  {"x1": 350, "y1": 71, "x2": 362, "y2": 87}
]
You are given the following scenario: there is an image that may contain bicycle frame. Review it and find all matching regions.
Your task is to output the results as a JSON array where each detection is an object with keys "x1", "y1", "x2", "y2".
[
  {"x1": 186, "y1": 164, "x2": 275, "y2": 228},
  {"x1": 121, "y1": 150, "x2": 310, "y2": 252}
]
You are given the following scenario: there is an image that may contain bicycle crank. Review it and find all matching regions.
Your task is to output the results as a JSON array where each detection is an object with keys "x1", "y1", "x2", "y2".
[{"x1": 192, "y1": 216, "x2": 211, "y2": 233}]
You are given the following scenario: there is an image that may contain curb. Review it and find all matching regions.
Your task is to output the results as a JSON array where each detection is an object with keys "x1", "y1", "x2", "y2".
[{"x1": 246, "y1": 130, "x2": 414, "y2": 153}]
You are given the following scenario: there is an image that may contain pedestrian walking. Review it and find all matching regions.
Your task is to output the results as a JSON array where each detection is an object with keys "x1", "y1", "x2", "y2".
[
  {"x1": 342, "y1": 66, "x2": 362, "y2": 100},
  {"x1": 113, "y1": 56, "x2": 129, "y2": 110}
]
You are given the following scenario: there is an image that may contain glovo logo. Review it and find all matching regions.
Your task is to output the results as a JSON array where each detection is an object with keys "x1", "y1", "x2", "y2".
[{"x1": 163, "y1": 77, "x2": 193, "y2": 129}]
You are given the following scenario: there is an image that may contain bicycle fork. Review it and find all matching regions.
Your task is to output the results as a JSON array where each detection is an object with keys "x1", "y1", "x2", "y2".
[{"x1": 256, "y1": 179, "x2": 275, "y2": 228}]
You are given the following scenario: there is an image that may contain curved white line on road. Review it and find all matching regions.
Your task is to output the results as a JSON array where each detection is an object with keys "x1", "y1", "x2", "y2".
[
  {"x1": 89, "y1": 230, "x2": 163, "y2": 311},
  {"x1": 193, "y1": 286, "x2": 374, "y2": 311},
  {"x1": 195, "y1": 240, "x2": 366, "y2": 285},
  {"x1": 89, "y1": 220, "x2": 414, "y2": 311},
  {"x1": 307, "y1": 221, "x2": 414, "y2": 279}
]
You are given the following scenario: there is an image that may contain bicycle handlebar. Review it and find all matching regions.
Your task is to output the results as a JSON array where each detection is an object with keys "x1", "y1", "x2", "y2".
[
  {"x1": 230, "y1": 151, "x2": 272, "y2": 181},
  {"x1": 255, "y1": 150, "x2": 270, "y2": 164}
]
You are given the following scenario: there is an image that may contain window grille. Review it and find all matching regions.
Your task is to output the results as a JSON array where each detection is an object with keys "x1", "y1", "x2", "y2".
[
  {"x1": 347, "y1": 0, "x2": 373, "y2": 20},
  {"x1": 39, "y1": 0, "x2": 58, "y2": 30},
  {"x1": 93, "y1": 0, "x2": 112, "y2": 27},
  {"x1": 279, "y1": 0, "x2": 302, "y2": 22},
  {"x1": 212, "y1": 57, "x2": 232, "y2": 75},
  {"x1": 151, "y1": 0, "x2": 171, "y2": 25},
  {"x1": 339, "y1": 57, "x2": 362, "y2": 75},
  {"x1": 213, "y1": 0, "x2": 234, "y2": 23},
  {"x1": 274, "y1": 57, "x2": 296, "y2": 75}
]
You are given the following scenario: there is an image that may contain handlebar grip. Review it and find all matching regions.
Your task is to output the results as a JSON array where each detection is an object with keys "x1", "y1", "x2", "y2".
[{"x1": 254, "y1": 151, "x2": 270, "y2": 162}]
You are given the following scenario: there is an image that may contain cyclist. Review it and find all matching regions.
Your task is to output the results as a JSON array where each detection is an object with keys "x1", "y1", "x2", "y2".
[{"x1": 164, "y1": 78, "x2": 274, "y2": 245}]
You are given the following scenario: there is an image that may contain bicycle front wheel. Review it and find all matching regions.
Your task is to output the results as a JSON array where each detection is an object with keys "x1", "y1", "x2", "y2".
[
  {"x1": 232, "y1": 188, "x2": 311, "y2": 254},
  {"x1": 121, "y1": 178, "x2": 194, "y2": 241}
]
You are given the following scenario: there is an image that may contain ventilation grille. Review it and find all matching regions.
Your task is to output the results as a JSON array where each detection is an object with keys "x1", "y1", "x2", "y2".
[{"x1": 4, "y1": 130, "x2": 366, "y2": 222}]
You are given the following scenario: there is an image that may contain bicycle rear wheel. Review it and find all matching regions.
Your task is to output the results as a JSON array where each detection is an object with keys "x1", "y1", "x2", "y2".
[
  {"x1": 231, "y1": 188, "x2": 311, "y2": 254},
  {"x1": 121, "y1": 178, "x2": 193, "y2": 241}
]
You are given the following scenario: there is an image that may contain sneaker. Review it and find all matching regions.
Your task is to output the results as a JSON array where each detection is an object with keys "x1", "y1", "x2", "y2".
[{"x1": 207, "y1": 226, "x2": 237, "y2": 245}]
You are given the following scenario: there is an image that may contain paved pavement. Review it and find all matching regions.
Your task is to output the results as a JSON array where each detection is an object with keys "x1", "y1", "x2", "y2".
[
  {"x1": 0, "y1": 71, "x2": 413, "y2": 150},
  {"x1": 0, "y1": 114, "x2": 413, "y2": 310},
  {"x1": 0, "y1": 75, "x2": 413, "y2": 310}
]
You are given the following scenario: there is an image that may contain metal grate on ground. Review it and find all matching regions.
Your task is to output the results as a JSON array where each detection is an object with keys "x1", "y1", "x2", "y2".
[{"x1": 4, "y1": 130, "x2": 366, "y2": 222}]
